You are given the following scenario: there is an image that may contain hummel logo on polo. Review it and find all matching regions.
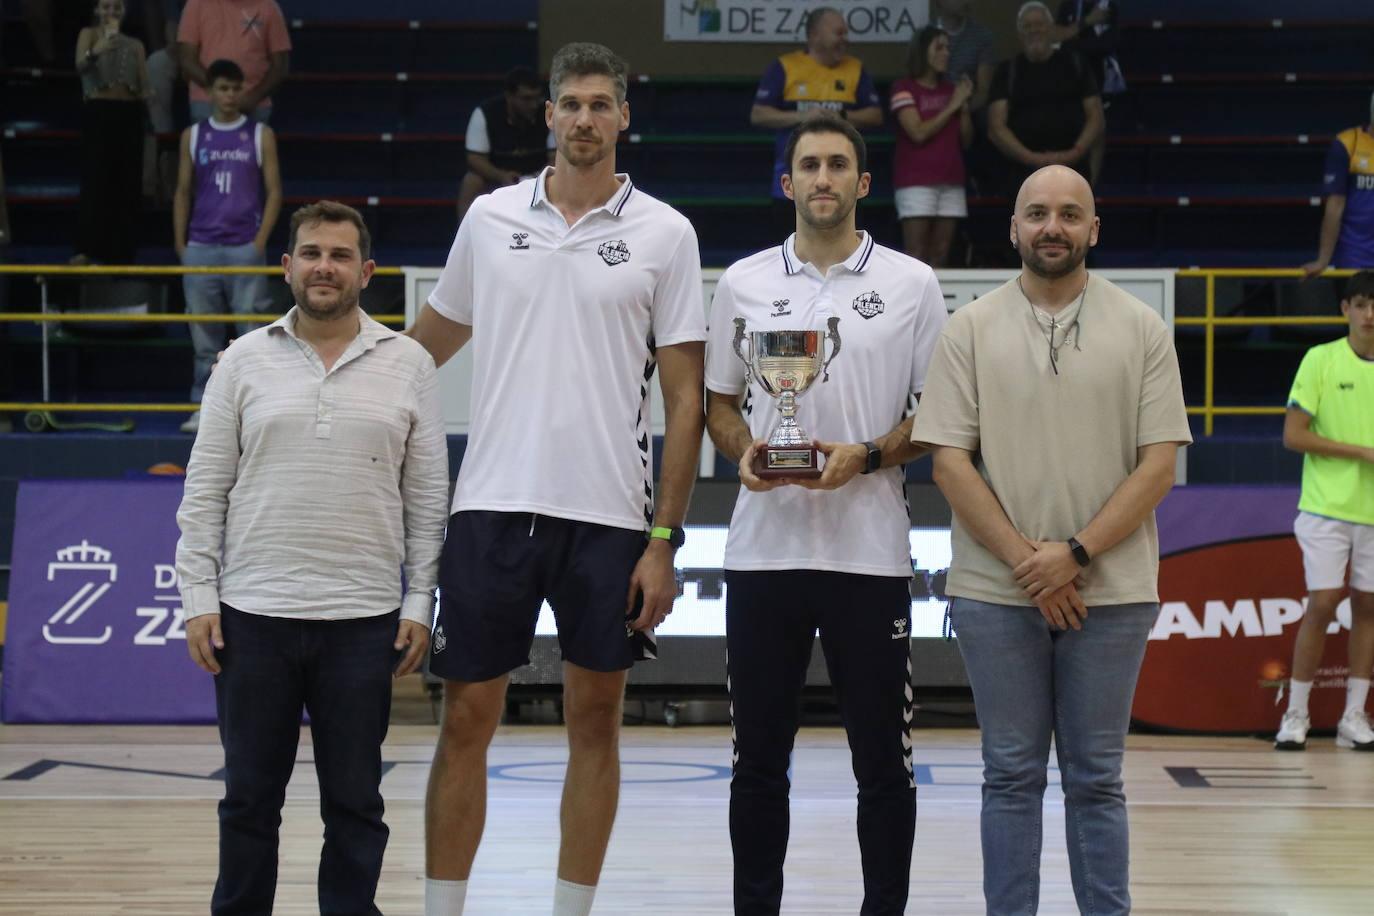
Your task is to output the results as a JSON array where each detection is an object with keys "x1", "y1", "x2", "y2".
[
  {"x1": 425, "y1": 167, "x2": 706, "y2": 534},
  {"x1": 704, "y1": 230, "x2": 949, "y2": 577}
]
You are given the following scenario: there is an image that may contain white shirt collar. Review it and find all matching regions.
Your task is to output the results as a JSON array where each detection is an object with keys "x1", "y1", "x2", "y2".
[
  {"x1": 529, "y1": 166, "x2": 636, "y2": 217},
  {"x1": 780, "y1": 230, "x2": 876, "y2": 276}
]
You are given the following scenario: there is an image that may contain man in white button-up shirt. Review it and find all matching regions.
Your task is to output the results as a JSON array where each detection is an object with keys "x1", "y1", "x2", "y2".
[
  {"x1": 705, "y1": 116, "x2": 948, "y2": 916},
  {"x1": 175, "y1": 201, "x2": 449, "y2": 915}
]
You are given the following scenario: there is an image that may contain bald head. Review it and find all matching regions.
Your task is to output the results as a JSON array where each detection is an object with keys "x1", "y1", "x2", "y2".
[
  {"x1": 1015, "y1": 165, "x2": 1096, "y2": 218},
  {"x1": 1010, "y1": 166, "x2": 1100, "y2": 280}
]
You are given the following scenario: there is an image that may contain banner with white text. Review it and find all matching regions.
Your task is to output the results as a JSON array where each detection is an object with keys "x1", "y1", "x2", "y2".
[{"x1": 664, "y1": 1, "x2": 926, "y2": 43}]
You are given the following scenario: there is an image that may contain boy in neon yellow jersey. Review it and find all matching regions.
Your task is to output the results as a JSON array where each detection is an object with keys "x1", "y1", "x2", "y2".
[{"x1": 1276, "y1": 269, "x2": 1374, "y2": 750}]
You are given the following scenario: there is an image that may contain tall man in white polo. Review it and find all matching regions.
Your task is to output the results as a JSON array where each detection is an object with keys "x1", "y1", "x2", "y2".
[
  {"x1": 914, "y1": 165, "x2": 1191, "y2": 915},
  {"x1": 405, "y1": 43, "x2": 707, "y2": 916},
  {"x1": 176, "y1": 200, "x2": 449, "y2": 915},
  {"x1": 705, "y1": 114, "x2": 947, "y2": 916}
]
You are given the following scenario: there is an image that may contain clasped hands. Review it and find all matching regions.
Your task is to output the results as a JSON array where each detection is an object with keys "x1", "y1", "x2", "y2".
[{"x1": 1013, "y1": 540, "x2": 1088, "y2": 631}]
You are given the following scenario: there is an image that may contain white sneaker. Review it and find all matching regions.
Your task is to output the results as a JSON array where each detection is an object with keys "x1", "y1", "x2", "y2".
[
  {"x1": 1274, "y1": 710, "x2": 1310, "y2": 750},
  {"x1": 179, "y1": 412, "x2": 200, "y2": 434},
  {"x1": 1336, "y1": 710, "x2": 1374, "y2": 751}
]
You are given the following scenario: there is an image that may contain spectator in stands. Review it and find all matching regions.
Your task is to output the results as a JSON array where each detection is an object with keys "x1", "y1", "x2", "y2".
[
  {"x1": 1274, "y1": 270, "x2": 1374, "y2": 752},
  {"x1": 1302, "y1": 93, "x2": 1374, "y2": 278},
  {"x1": 145, "y1": 1, "x2": 185, "y2": 203},
  {"x1": 1053, "y1": 1, "x2": 1123, "y2": 185},
  {"x1": 931, "y1": 0, "x2": 995, "y2": 113},
  {"x1": 73, "y1": 0, "x2": 150, "y2": 266},
  {"x1": 456, "y1": 67, "x2": 554, "y2": 224},
  {"x1": 987, "y1": 1, "x2": 1103, "y2": 198},
  {"x1": 891, "y1": 26, "x2": 973, "y2": 267},
  {"x1": 751, "y1": 6, "x2": 882, "y2": 235},
  {"x1": 177, "y1": 0, "x2": 290, "y2": 123},
  {"x1": 173, "y1": 58, "x2": 281, "y2": 434}
]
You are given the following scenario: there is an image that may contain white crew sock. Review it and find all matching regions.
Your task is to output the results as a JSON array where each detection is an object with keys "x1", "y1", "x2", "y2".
[
  {"x1": 1287, "y1": 679, "x2": 1313, "y2": 716},
  {"x1": 425, "y1": 877, "x2": 468, "y2": 916},
  {"x1": 1345, "y1": 677, "x2": 1371, "y2": 717},
  {"x1": 552, "y1": 877, "x2": 597, "y2": 916}
]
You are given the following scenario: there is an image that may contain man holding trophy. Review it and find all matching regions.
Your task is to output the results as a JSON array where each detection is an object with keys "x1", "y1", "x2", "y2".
[{"x1": 704, "y1": 114, "x2": 948, "y2": 915}]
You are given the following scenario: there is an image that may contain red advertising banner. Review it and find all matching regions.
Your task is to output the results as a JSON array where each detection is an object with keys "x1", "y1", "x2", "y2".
[{"x1": 1133, "y1": 487, "x2": 1355, "y2": 733}]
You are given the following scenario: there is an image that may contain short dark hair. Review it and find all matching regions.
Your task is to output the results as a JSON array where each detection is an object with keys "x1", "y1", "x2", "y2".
[
  {"x1": 288, "y1": 200, "x2": 372, "y2": 261},
  {"x1": 505, "y1": 66, "x2": 542, "y2": 94},
  {"x1": 906, "y1": 25, "x2": 948, "y2": 80},
  {"x1": 805, "y1": 6, "x2": 843, "y2": 40},
  {"x1": 1344, "y1": 270, "x2": 1374, "y2": 302},
  {"x1": 782, "y1": 113, "x2": 868, "y2": 176},
  {"x1": 549, "y1": 42, "x2": 628, "y2": 105},
  {"x1": 206, "y1": 59, "x2": 245, "y2": 85}
]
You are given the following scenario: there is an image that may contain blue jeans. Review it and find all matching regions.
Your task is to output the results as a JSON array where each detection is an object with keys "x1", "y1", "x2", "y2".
[
  {"x1": 183, "y1": 241, "x2": 267, "y2": 402},
  {"x1": 948, "y1": 598, "x2": 1158, "y2": 916}
]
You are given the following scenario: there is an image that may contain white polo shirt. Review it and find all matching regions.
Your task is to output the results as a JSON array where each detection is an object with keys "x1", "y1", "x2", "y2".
[
  {"x1": 705, "y1": 232, "x2": 948, "y2": 576},
  {"x1": 429, "y1": 168, "x2": 706, "y2": 531}
]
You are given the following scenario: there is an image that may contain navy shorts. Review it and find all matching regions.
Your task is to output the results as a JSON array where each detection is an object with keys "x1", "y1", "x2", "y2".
[{"x1": 429, "y1": 511, "x2": 654, "y2": 682}]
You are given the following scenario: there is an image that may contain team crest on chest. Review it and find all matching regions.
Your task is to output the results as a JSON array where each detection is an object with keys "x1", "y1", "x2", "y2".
[
  {"x1": 598, "y1": 240, "x2": 631, "y2": 266},
  {"x1": 852, "y1": 290, "x2": 885, "y2": 319}
]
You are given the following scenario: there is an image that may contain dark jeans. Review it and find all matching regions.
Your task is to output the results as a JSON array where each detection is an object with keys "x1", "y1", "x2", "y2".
[
  {"x1": 213, "y1": 604, "x2": 400, "y2": 916},
  {"x1": 725, "y1": 570, "x2": 916, "y2": 916},
  {"x1": 77, "y1": 99, "x2": 143, "y2": 264}
]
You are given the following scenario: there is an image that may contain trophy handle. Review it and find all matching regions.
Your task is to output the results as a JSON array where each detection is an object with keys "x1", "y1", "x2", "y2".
[
  {"x1": 732, "y1": 317, "x2": 753, "y2": 384},
  {"x1": 820, "y1": 316, "x2": 841, "y2": 382}
]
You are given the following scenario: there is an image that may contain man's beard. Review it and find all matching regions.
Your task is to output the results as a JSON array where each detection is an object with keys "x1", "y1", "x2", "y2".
[
  {"x1": 293, "y1": 280, "x2": 358, "y2": 321},
  {"x1": 1019, "y1": 236, "x2": 1087, "y2": 279},
  {"x1": 558, "y1": 134, "x2": 610, "y2": 168},
  {"x1": 796, "y1": 193, "x2": 855, "y2": 231}
]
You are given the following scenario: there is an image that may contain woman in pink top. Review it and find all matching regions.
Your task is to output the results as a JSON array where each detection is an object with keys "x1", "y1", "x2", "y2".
[{"x1": 890, "y1": 26, "x2": 973, "y2": 267}]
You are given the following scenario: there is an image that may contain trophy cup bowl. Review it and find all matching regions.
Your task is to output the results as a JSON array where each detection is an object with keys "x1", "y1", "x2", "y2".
[{"x1": 732, "y1": 316, "x2": 841, "y2": 479}]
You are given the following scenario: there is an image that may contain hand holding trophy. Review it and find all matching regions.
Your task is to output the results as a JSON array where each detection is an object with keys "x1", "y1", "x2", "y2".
[{"x1": 732, "y1": 316, "x2": 842, "y2": 479}]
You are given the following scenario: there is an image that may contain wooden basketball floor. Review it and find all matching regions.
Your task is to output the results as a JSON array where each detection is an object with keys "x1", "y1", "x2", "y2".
[{"x1": 2, "y1": 682, "x2": 1371, "y2": 915}]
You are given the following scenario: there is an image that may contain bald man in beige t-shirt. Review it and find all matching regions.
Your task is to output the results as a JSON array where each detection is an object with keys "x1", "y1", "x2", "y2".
[{"x1": 912, "y1": 166, "x2": 1191, "y2": 916}]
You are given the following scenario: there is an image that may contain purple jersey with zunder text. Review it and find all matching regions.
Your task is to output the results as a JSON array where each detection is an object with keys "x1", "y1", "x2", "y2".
[{"x1": 188, "y1": 116, "x2": 264, "y2": 246}]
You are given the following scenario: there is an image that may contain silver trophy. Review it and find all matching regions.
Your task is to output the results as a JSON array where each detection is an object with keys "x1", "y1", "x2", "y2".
[{"x1": 732, "y1": 316, "x2": 842, "y2": 478}]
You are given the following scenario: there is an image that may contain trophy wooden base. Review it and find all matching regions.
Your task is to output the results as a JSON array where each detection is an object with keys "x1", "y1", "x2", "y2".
[{"x1": 754, "y1": 445, "x2": 822, "y2": 479}]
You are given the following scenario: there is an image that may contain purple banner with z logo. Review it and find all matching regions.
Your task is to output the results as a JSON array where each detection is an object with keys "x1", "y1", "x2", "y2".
[{"x1": 1, "y1": 479, "x2": 216, "y2": 723}]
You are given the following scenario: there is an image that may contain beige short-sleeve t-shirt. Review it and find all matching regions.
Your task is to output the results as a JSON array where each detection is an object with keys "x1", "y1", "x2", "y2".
[{"x1": 912, "y1": 275, "x2": 1192, "y2": 607}]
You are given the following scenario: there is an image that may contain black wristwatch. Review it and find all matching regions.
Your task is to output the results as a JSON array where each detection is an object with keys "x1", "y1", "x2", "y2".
[
  {"x1": 860, "y1": 441, "x2": 882, "y2": 474},
  {"x1": 1067, "y1": 536, "x2": 1091, "y2": 567},
  {"x1": 650, "y1": 526, "x2": 686, "y2": 549}
]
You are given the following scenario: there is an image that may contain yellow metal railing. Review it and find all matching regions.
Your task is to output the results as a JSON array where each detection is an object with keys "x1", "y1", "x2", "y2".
[
  {"x1": 1176, "y1": 268, "x2": 1356, "y2": 435},
  {"x1": 0, "y1": 266, "x2": 1361, "y2": 429},
  {"x1": 0, "y1": 264, "x2": 408, "y2": 414}
]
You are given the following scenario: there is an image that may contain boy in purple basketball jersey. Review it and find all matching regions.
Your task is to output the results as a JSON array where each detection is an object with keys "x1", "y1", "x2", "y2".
[{"x1": 173, "y1": 58, "x2": 282, "y2": 433}]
